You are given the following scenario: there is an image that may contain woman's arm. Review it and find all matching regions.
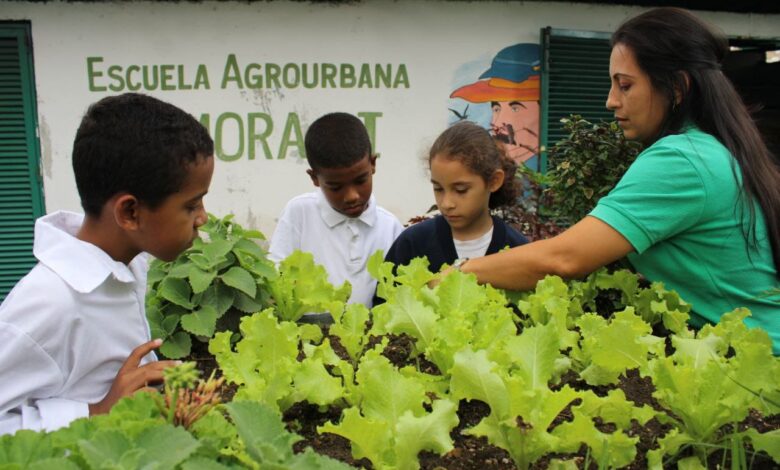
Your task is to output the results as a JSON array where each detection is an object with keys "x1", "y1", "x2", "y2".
[{"x1": 460, "y1": 216, "x2": 635, "y2": 290}]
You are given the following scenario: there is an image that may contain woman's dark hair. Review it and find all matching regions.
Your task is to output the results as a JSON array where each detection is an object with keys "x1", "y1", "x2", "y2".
[
  {"x1": 612, "y1": 7, "x2": 780, "y2": 276},
  {"x1": 429, "y1": 121, "x2": 519, "y2": 209}
]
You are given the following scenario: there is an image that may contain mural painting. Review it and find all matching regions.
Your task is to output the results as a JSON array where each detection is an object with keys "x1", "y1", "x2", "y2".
[{"x1": 448, "y1": 43, "x2": 541, "y2": 171}]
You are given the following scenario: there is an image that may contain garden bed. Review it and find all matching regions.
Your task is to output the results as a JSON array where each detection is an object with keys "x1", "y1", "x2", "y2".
[{"x1": 193, "y1": 323, "x2": 780, "y2": 469}]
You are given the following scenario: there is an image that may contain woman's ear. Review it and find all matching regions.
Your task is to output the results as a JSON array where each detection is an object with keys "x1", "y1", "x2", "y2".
[
  {"x1": 488, "y1": 169, "x2": 505, "y2": 193},
  {"x1": 674, "y1": 71, "x2": 691, "y2": 106},
  {"x1": 112, "y1": 193, "x2": 141, "y2": 231}
]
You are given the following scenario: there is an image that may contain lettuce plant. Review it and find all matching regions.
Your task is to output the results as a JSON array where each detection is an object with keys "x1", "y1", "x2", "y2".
[{"x1": 209, "y1": 309, "x2": 347, "y2": 413}]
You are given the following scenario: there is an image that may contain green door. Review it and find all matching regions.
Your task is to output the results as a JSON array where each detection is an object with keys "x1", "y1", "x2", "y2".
[
  {"x1": 540, "y1": 27, "x2": 612, "y2": 171},
  {"x1": 0, "y1": 23, "x2": 45, "y2": 302}
]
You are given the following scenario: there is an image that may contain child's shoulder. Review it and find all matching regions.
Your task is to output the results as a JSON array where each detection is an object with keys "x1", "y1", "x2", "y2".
[
  {"x1": 0, "y1": 263, "x2": 77, "y2": 338},
  {"x1": 373, "y1": 204, "x2": 403, "y2": 228},
  {"x1": 284, "y1": 191, "x2": 320, "y2": 209},
  {"x1": 3, "y1": 263, "x2": 73, "y2": 302},
  {"x1": 398, "y1": 215, "x2": 441, "y2": 239},
  {"x1": 278, "y1": 191, "x2": 321, "y2": 220}
]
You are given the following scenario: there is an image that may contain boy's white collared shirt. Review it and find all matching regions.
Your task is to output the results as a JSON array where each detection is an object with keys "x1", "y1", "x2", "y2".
[
  {"x1": 269, "y1": 190, "x2": 403, "y2": 307},
  {"x1": 0, "y1": 211, "x2": 154, "y2": 435}
]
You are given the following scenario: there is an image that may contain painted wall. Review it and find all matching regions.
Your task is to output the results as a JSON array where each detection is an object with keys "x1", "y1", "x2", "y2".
[{"x1": 3, "y1": 0, "x2": 779, "y2": 235}]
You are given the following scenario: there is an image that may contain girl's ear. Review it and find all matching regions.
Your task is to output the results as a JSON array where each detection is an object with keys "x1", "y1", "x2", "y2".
[
  {"x1": 113, "y1": 193, "x2": 141, "y2": 231},
  {"x1": 488, "y1": 169, "x2": 505, "y2": 193}
]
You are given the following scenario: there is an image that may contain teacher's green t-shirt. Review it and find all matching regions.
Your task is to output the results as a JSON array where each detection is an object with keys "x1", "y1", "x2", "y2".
[{"x1": 590, "y1": 127, "x2": 779, "y2": 353}]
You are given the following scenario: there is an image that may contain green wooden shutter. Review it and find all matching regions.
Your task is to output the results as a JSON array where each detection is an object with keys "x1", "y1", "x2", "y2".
[
  {"x1": 0, "y1": 23, "x2": 44, "y2": 302},
  {"x1": 540, "y1": 28, "x2": 612, "y2": 171}
]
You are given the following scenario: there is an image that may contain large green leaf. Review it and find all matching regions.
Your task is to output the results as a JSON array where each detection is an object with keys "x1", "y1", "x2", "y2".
[
  {"x1": 367, "y1": 250, "x2": 395, "y2": 302},
  {"x1": 77, "y1": 429, "x2": 136, "y2": 469},
  {"x1": 436, "y1": 270, "x2": 484, "y2": 315},
  {"x1": 743, "y1": 429, "x2": 780, "y2": 462},
  {"x1": 329, "y1": 303, "x2": 370, "y2": 363},
  {"x1": 395, "y1": 257, "x2": 436, "y2": 289},
  {"x1": 161, "y1": 314, "x2": 181, "y2": 337},
  {"x1": 180, "y1": 306, "x2": 218, "y2": 337},
  {"x1": 393, "y1": 399, "x2": 459, "y2": 469},
  {"x1": 202, "y1": 239, "x2": 235, "y2": 264},
  {"x1": 189, "y1": 253, "x2": 214, "y2": 271},
  {"x1": 146, "y1": 261, "x2": 167, "y2": 285},
  {"x1": 221, "y1": 266, "x2": 257, "y2": 298},
  {"x1": 318, "y1": 407, "x2": 391, "y2": 467},
  {"x1": 27, "y1": 458, "x2": 80, "y2": 470},
  {"x1": 135, "y1": 424, "x2": 201, "y2": 469},
  {"x1": 381, "y1": 286, "x2": 438, "y2": 352},
  {"x1": 450, "y1": 349, "x2": 510, "y2": 419},
  {"x1": 0, "y1": 430, "x2": 58, "y2": 465},
  {"x1": 189, "y1": 266, "x2": 217, "y2": 295},
  {"x1": 146, "y1": 304, "x2": 166, "y2": 341},
  {"x1": 241, "y1": 229, "x2": 266, "y2": 240},
  {"x1": 167, "y1": 263, "x2": 192, "y2": 279},
  {"x1": 552, "y1": 411, "x2": 637, "y2": 468},
  {"x1": 181, "y1": 457, "x2": 233, "y2": 470},
  {"x1": 158, "y1": 277, "x2": 193, "y2": 309},
  {"x1": 224, "y1": 401, "x2": 299, "y2": 464},
  {"x1": 232, "y1": 291, "x2": 265, "y2": 314},
  {"x1": 356, "y1": 350, "x2": 427, "y2": 423},
  {"x1": 292, "y1": 358, "x2": 344, "y2": 407},
  {"x1": 505, "y1": 321, "x2": 560, "y2": 390},
  {"x1": 159, "y1": 331, "x2": 192, "y2": 359},
  {"x1": 200, "y1": 283, "x2": 235, "y2": 317},
  {"x1": 233, "y1": 238, "x2": 266, "y2": 260}
]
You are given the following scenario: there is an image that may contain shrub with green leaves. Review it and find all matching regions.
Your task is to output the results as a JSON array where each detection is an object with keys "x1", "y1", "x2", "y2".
[
  {"x1": 146, "y1": 214, "x2": 277, "y2": 359},
  {"x1": 545, "y1": 115, "x2": 643, "y2": 225}
]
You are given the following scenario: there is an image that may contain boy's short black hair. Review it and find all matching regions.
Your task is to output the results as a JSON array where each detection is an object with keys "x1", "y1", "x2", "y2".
[
  {"x1": 304, "y1": 112, "x2": 372, "y2": 170},
  {"x1": 72, "y1": 93, "x2": 214, "y2": 216}
]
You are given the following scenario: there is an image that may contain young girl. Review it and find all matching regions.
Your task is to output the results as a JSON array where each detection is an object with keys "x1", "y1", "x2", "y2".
[{"x1": 384, "y1": 121, "x2": 528, "y2": 273}]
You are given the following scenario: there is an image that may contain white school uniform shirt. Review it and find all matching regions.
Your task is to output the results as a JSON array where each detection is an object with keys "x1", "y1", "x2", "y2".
[
  {"x1": 0, "y1": 211, "x2": 155, "y2": 435},
  {"x1": 268, "y1": 190, "x2": 403, "y2": 307}
]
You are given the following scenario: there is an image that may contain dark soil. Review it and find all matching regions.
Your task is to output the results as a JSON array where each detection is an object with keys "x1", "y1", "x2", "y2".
[{"x1": 193, "y1": 330, "x2": 780, "y2": 469}]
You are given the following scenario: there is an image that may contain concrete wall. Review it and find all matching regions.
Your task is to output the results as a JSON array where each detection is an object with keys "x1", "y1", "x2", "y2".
[{"x1": 3, "y1": 0, "x2": 778, "y2": 235}]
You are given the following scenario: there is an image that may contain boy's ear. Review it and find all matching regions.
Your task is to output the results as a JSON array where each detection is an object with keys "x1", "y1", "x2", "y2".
[
  {"x1": 112, "y1": 193, "x2": 142, "y2": 231},
  {"x1": 369, "y1": 154, "x2": 377, "y2": 173},
  {"x1": 488, "y1": 169, "x2": 505, "y2": 193},
  {"x1": 307, "y1": 168, "x2": 320, "y2": 187}
]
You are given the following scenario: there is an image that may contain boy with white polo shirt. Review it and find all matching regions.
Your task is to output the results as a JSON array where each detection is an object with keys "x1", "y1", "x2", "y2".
[
  {"x1": 0, "y1": 93, "x2": 214, "y2": 434},
  {"x1": 268, "y1": 112, "x2": 403, "y2": 307}
]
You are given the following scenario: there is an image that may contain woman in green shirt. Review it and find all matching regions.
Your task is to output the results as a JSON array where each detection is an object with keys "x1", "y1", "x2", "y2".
[{"x1": 455, "y1": 7, "x2": 780, "y2": 352}]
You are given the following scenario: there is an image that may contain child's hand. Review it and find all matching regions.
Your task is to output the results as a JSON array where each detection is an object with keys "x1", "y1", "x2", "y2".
[{"x1": 88, "y1": 338, "x2": 179, "y2": 415}]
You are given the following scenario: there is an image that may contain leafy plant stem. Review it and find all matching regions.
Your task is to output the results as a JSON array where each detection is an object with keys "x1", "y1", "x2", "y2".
[{"x1": 167, "y1": 388, "x2": 179, "y2": 425}]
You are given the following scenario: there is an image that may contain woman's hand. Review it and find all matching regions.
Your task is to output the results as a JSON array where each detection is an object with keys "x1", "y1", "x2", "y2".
[{"x1": 453, "y1": 217, "x2": 634, "y2": 291}]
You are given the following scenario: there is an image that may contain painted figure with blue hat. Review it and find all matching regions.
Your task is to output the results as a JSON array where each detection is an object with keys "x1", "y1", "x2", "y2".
[{"x1": 450, "y1": 43, "x2": 541, "y2": 167}]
